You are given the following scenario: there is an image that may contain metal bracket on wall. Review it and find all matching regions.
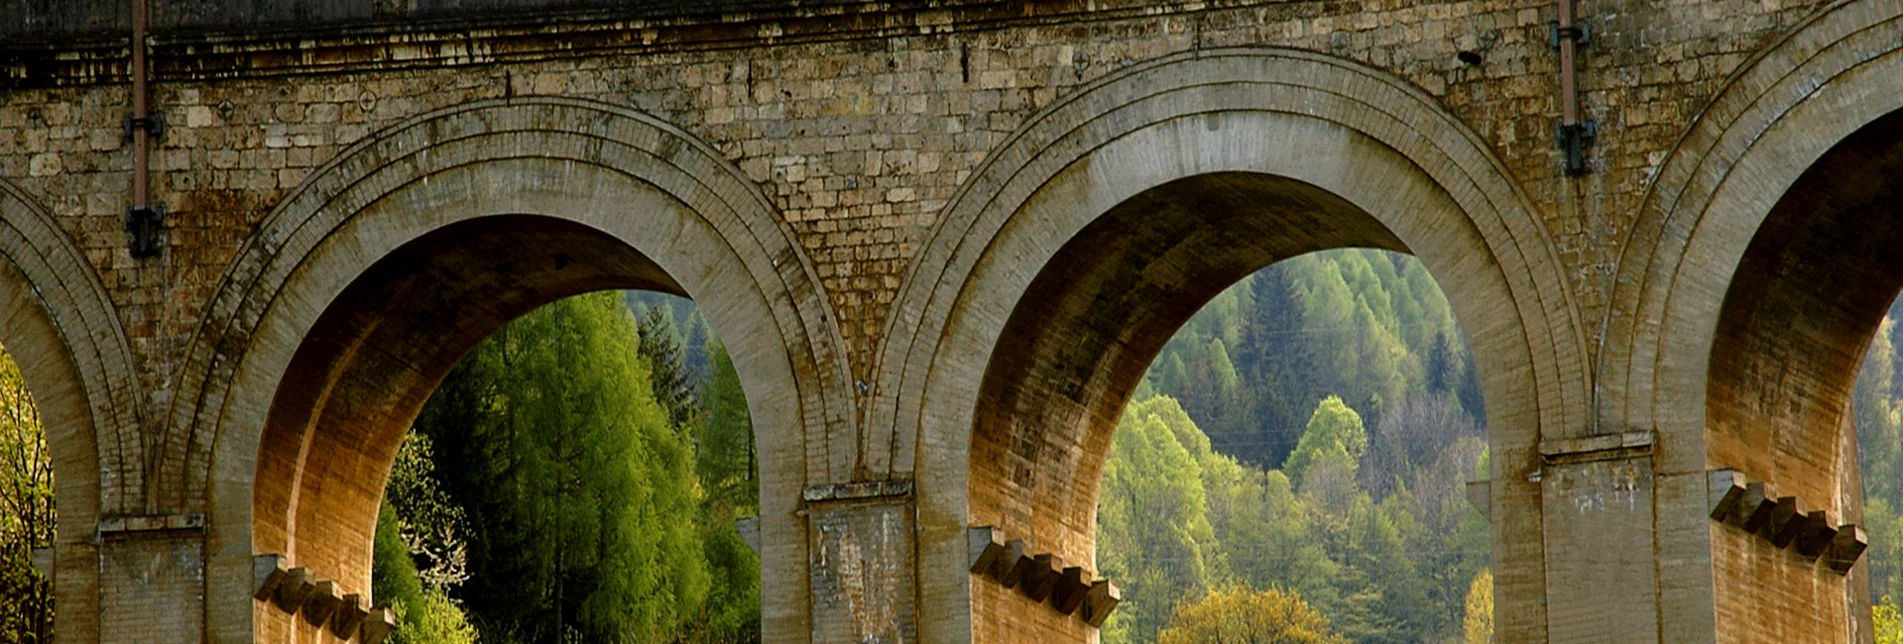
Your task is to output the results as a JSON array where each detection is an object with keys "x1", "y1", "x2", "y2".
[
  {"x1": 126, "y1": 205, "x2": 165, "y2": 258},
  {"x1": 122, "y1": 111, "x2": 165, "y2": 142},
  {"x1": 1556, "y1": 121, "x2": 1598, "y2": 176},
  {"x1": 1549, "y1": 20, "x2": 1591, "y2": 50}
]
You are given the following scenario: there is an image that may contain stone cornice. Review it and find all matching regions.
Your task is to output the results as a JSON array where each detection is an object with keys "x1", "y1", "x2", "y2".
[{"x1": 1, "y1": 0, "x2": 1310, "y2": 88}]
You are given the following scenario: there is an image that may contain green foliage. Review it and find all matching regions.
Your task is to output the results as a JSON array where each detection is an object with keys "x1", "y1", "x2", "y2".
[
  {"x1": 1157, "y1": 585, "x2": 1349, "y2": 644},
  {"x1": 1860, "y1": 308, "x2": 1903, "y2": 614},
  {"x1": 688, "y1": 339, "x2": 763, "y2": 644},
  {"x1": 1285, "y1": 396, "x2": 1368, "y2": 488},
  {"x1": 1151, "y1": 250, "x2": 1479, "y2": 470},
  {"x1": 415, "y1": 292, "x2": 710, "y2": 643},
  {"x1": 1099, "y1": 396, "x2": 1225, "y2": 644},
  {"x1": 373, "y1": 501, "x2": 479, "y2": 644},
  {"x1": 1114, "y1": 249, "x2": 1498, "y2": 644},
  {"x1": 0, "y1": 346, "x2": 52, "y2": 643}
]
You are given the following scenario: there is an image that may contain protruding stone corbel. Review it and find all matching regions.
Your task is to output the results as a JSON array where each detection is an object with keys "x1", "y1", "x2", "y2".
[
  {"x1": 272, "y1": 567, "x2": 316, "y2": 613},
  {"x1": 968, "y1": 526, "x2": 1007, "y2": 575},
  {"x1": 1707, "y1": 469, "x2": 1749, "y2": 523},
  {"x1": 1464, "y1": 480, "x2": 1490, "y2": 522},
  {"x1": 253, "y1": 554, "x2": 290, "y2": 601},
  {"x1": 1794, "y1": 511, "x2": 1838, "y2": 559},
  {"x1": 1705, "y1": 469, "x2": 1866, "y2": 575},
  {"x1": 1765, "y1": 496, "x2": 1805, "y2": 548},
  {"x1": 1082, "y1": 580, "x2": 1122, "y2": 628},
  {"x1": 332, "y1": 593, "x2": 370, "y2": 638},
  {"x1": 1827, "y1": 526, "x2": 1868, "y2": 575},
  {"x1": 1002, "y1": 547, "x2": 1037, "y2": 589},
  {"x1": 735, "y1": 517, "x2": 760, "y2": 557},
  {"x1": 30, "y1": 547, "x2": 52, "y2": 581},
  {"x1": 301, "y1": 580, "x2": 342, "y2": 625},
  {"x1": 1053, "y1": 566, "x2": 1093, "y2": 615},
  {"x1": 361, "y1": 607, "x2": 399, "y2": 644},
  {"x1": 1023, "y1": 554, "x2": 1063, "y2": 602},
  {"x1": 967, "y1": 526, "x2": 1119, "y2": 627}
]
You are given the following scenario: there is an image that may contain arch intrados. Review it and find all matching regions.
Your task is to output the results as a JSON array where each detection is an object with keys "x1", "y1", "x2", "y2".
[
  {"x1": 1703, "y1": 106, "x2": 1903, "y2": 500},
  {"x1": 251, "y1": 215, "x2": 687, "y2": 590},
  {"x1": 0, "y1": 179, "x2": 133, "y2": 642},
  {"x1": 949, "y1": 110, "x2": 1534, "y2": 548},
  {"x1": 1604, "y1": 0, "x2": 1903, "y2": 447},
  {"x1": 969, "y1": 171, "x2": 1413, "y2": 532}
]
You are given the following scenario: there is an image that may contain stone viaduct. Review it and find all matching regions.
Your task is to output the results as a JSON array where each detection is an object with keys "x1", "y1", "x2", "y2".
[{"x1": 1, "y1": 0, "x2": 1900, "y2": 640}]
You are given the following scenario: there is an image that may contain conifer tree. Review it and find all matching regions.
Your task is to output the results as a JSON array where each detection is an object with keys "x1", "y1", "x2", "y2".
[{"x1": 415, "y1": 292, "x2": 709, "y2": 643}]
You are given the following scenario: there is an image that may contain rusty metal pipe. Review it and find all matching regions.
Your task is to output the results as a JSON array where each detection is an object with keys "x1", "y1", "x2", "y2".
[
  {"x1": 131, "y1": 0, "x2": 149, "y2": 210},
  {"x1": 1557, "y1": 0, "x2": 1579, "y2": 125}
]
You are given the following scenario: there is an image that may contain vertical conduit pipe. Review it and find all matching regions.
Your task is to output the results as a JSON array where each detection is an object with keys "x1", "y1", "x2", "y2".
[
  {"x1": 126, "y1": 0, "x2": 163, "y2": 258},
  {"x1": 131, "y1": 0, "x2": 148, "y2": 209},
  {"x1": 1554, "y1": 0, "x2": 1594, "y2": 175}
]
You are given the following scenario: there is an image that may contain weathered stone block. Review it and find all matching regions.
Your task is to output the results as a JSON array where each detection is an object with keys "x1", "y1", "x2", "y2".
[
  {"x1": 1001, "y1": 548, "x2": 1037, "y2": 590},
  {"x1": 1022, "y1": 553, "x2": 1061, "y2": 602},
  {"x1": 300, "y1": 581, "x2": 341, "y2": 625},
  {"x1": 1706, "y1": 469, "x2": 1747, "y2": 523},
  {"x1": 1738, "y1": 483, "x2": 1775, "y2": 533},
  {"x1": 1052, "y1": 566, "x2": 1092, "y2": 615},
  {"x1": 1827, "y1": 526, "x2": 1868, "y2": 575},
  {"x1": 360, "y1": 607, "x2": 398, "y2": 644},
  {"x1": 330, "y1": 593, "x2": 368, "y2": 638},
  {"x1": 1082, "y1": 580, "x2": 1121, "y2": 628},
  {"x1": 251, "y1": 554, "x2": 288, "y2": 601},
  {"x1": 1764, "y1": 496, "x2": 1804, "y2": 548},
  {"x1": 967, "y1": 526, "x2": 1006, "y2": 575},
  {"x1": 1794, "y1": 511, "x2": 1837, "y2": 559},
  {"x1": 271, "y1": 567, "x2": 315, "y2": 613},
  {"x1": 1466, "y1": 479, "x2": 1491, "y2": 522}
]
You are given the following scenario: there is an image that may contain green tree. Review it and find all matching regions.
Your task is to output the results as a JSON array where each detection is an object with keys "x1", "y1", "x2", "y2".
[
  {"x1": 1157, "y1": 585, "x2": 1349, "y2": 644},
  {"x1": 372, "y1": 501, "x2": 478, "y2": 644},
  {"x1": 1285, "y1": 396, "x2": 1368, "y2": 488},
  {"x1": 689, "y1": 339, "x2": 762, "y2": 643},
  {"x1": 417, "y1": 292, "x2": 709, "y2": 643},
  {"x1": 0, "y1": 346, "x2": 52, "y2": 643},
  {"x1": 1099, "y1": 395, "x2": 1225, "y2": 644}
]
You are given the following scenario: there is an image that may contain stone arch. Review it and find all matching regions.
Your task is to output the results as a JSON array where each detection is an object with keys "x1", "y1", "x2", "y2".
[
  {"x1": 877, "y1": 49, "x2": 1588, "y2": 642},
  {"x1": 0, "y1": 178, "x2": 137, "y2": 643},
  {"x1": 1602, "y1": 1, "x2": 1903, "y2": 639},
  {"x1": 175, "y1": 98, "x2": 850, "y2": 642}
]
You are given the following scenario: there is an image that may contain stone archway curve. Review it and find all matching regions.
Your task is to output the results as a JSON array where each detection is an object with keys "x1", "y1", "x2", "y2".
[
  {"x1": 0, "y1": 177, "x2": 135, "y2": 642},
  {"x1": 176, "y1": 97, "x2": 851, "y2": 643},
  {"x1": 1600, "y1": 0, "x2": 1903, "y2": 475},
  {"x1": 875, "y1": 48, "x2": 1589, "y2": 642}
]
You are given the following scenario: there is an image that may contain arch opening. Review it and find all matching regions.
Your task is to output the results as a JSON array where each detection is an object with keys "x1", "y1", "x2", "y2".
[
  {"x1": 971, "y1": 172, "x2": 1407, "y2": 548},
  {"x1": 250, "y1": 214, "x2": 775, "y2": 642},
  {"x1": 967, "y1": 170, "x2": 1504, "y2": 642},
  {"x1": 252, "y1": 215, "x2": 683, "y2": 592},
  {"x1": 1703, "y1": 107, "x2": 1903, "y2": 638}
]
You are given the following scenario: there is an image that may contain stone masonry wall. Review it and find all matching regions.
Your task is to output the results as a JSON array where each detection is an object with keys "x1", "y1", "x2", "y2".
[{"x1": 0, "y1": 0, "x2": 1830, "y2": 427}]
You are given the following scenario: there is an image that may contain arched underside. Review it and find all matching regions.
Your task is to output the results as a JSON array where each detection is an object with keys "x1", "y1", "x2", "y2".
[
  {"x1": 180, "y1": 98, "x2": 848, "y2": 643},
  {"x1": 1603, "y1": 0, "x2": 1903, "y2": 469},
  {"x1": 969, "y1": 172, "x2": 1408, "y2": 551},
  {"x1": 250, "y1": 215, "x2": 685, "y2": 594},
  {"x1": 1602, "y1": 1, "x2": 1903, "y2": 641},
  {"x1": 0, "y1": 180, "x2": 135, "y2": 644},
  {"x1": 880, "y1": 49, "x2": 1586, "y2": 643},
  {"x1": 1700, "y1": 108, "x2": 1903, "y2": 642}
]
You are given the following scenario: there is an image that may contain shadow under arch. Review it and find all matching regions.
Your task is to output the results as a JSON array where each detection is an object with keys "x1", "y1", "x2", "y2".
[
  {"x1": 876, "y1": 48, "x2": 1587, "y2": 642},
  {"x1": 1599, "y1": 0, "x2": 1903, "y2": 639},
  {"x1": 175, "y1": 98, "x2": 850, "y2": 643},
  {"x1": 0, "y1": 178, "x2": 139, "y2": 643}
]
